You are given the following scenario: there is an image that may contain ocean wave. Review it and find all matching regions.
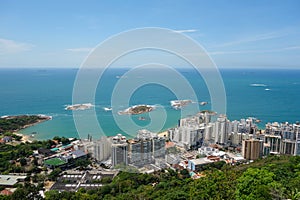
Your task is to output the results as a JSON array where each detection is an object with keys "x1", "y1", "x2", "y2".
[
  {"x1": 250, "y1": 83, "x2": 267, "y2": 87},
  {"x1": 48, "y1": 113, "x2": 72, "y2": 117}
]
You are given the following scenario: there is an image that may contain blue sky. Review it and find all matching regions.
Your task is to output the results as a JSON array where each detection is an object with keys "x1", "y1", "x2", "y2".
[{"x1": 0, "y1": 0, "x2": 300, "y2": 68}]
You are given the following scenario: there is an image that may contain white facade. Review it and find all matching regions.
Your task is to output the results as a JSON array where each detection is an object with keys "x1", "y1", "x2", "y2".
[{"x1": 93, "y1": 137, "x2": 111, "y2": 162}]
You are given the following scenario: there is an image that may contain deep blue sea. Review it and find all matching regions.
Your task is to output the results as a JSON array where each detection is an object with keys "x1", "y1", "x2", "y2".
[{"x1": 0, "y1": 68, "x2": 299, "y2": 140}]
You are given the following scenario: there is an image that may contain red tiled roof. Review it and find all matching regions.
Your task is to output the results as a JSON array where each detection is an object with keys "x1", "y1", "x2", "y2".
[{"x1": 1, "y1": 189, "x2": 13, "y2": 195}]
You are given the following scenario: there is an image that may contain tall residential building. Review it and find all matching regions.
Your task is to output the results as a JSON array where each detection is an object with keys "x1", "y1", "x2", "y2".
[
  {"x1": 179, "y1": 115, "x2": 200, "y2": 127},
  {"x1": 169, "y1": 116, "x2": 204, "y2": 149},
  {"x1": 214, "y1": 115, "x2": 230, "y2": 145},
  {"x1": 295, "y1": 124, "x2": 300, "y2": 155},
  {"x1": 204, "y1": 123, "x2": 214, "y2": 142},
  {"x1": 263, "y1": 122, "x2": 300, "y2": 155},
  {"x1": 264, "y1": 135, "x2": 281, "y2": 154},
  {"x1": 280, "y1": 140, "x2": 297, "y2": 155},
  {"x1": 152, "y1": 136, "x2": 166, "y2": 158},
  {"x1": 93, "y1": 137, "x2": 111, "y2": 162},
  {"x1": 242, "y1": 139, "x2": 263, "y2": 160},
  {"x1": 199, "y1": 112, "x2": 213, "y2": 124},
  {"x1": 128, "y1": 129, "x2": 165, "y2": 166},
  {"x1": 111, "y1": 134, "x2": 128, "y2": 167}
]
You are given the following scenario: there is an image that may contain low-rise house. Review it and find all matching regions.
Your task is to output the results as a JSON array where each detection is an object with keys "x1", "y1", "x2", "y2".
[{"x1": 0, "y1": 175, "x2": 27, "y2": 187}]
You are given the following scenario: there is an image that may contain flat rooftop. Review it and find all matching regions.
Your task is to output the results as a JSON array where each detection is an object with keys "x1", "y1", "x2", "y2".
[
  {"x1": 0, "y1": 175, "x2": 27, "y2": 186},
  {"x1": 189, "y1": 158, "x2": 212, "y2": 165}
]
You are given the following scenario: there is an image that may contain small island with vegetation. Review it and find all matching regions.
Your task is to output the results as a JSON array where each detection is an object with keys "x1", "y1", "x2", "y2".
[{"x1": 118, "y1": 105, "x2": 155, "y2": 115}]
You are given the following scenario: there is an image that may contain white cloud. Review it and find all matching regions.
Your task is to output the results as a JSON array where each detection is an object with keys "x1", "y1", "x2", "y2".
[
  {"x1": 66, "y1": 47, "x2": 94, "y2": 52},
  {"x1": 209, "y1": 45, "x2": 300, "y2": 55},
  {"x1": 173, "y1": 29, "x2": 197, "y2": 33},
  {"x1": 282, "y1": 46, "x2": 300, "y2": 50},
  {"x1": 214, "y1": 31, "x2": 288, "y2": 48},
  {"x1": 0, "y1": 38, "x2": 34, "y2": 54}
]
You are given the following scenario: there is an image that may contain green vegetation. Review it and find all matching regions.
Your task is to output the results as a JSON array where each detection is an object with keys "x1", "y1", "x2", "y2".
[
  {"x1": 2, "y1": 132, "x2": 22, "y2": 141},
  {"x1": 0, "y1": 115, "x2": 50, "y2": 133},
  {"x1": 44, "y1": 158, "x2": 66, "y2": 167},
  {"x1": 0, "y1": 137, "x2": 57, "y2": 173},
  {"x1": 130, "y1": 105, "x2": 153, "y2": 114},
  {"x1": 41, "y1": 155, "x2": 300, "y2": 200},
  {"x1": 52, "y1": 136, "x2": 71, "y2": 145}
]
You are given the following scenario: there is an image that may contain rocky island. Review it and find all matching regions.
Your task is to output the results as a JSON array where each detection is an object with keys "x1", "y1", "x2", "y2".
[
  {"x1": 118, "y1": 105, "x2": 155, "y2": 115},
  {"x1": 65, "y1": 103, "x2": 93, "y2": 111},
  {"x1": 170, "y1": 99, "x2": 192, "y2": 110}
]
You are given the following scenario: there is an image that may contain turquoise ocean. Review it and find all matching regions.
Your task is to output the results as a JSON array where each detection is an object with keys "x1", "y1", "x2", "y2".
[{"x1": 0, "y1": 68, "x2": 299, "y2": 140}]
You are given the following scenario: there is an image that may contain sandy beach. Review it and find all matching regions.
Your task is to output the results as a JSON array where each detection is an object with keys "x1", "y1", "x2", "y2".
[
  {"x1": 158, "y1": 131, "x2": 168, "y2": 138},
  {"x1": 14, "y1": 132, "x2": 33, "y2": 143}
]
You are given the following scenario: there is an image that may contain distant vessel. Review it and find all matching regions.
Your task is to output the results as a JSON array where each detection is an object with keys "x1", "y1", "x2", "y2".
[
  {"x1": 138, "y1": 117, "x2": 146, "y2": 121},
  {"x1": 65, "y1": 103, "x2": 93, "y2": 110},
  {"x1": 265, "y1": 88, "x2": 270, "y2": 91},
  {"x1": 103, "y1": 107, "x2": 112, "y2": 111},
  {"x1": 200, "y1": 101, "x2": 208, "y2": 106},
  {"x1": 250, "y1": 83, "x2": 267, "y2": 87}
]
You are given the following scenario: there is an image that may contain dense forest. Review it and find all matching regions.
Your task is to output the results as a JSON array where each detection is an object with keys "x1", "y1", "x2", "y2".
[{"x1": 0, "y1": 115, "x2": 49, "y2": 132}]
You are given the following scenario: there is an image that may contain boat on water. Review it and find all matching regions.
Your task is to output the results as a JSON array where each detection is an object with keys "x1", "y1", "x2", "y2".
[
  {"x1": 138, "y1": 117, "x2": 146, "y2": 121},
  {"x1": 250, "y1": 83, "x2": 267, "y2": 87},
  {"x1": 200, "y1": 101, "x2": 208, "y2": 106},
  {"x1": 103, "y1": 107, "x2": 112, "y2": 111}
]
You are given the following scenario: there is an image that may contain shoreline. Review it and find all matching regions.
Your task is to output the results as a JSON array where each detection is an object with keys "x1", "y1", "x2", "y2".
[
  {"x1": 16, "y1": 117, "x2": 51, "y2": 143},
  {"x1": 0, "y1": 115, "x2": 52, "y2": 143},
  {"x1": 13, "y1": 132, "x2": 33, "y2": 143}
]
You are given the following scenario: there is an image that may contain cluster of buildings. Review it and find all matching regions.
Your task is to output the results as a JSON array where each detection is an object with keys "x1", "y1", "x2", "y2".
[
  {"x1": 168, "y1": 112, "x2": 300, "y2": 162},
  {"x1": 38, "y1": 141, "x2": 88, "y2": 169},
  {"x1": 169, "y1": 112, "x2": 256, "y2": 149},
  {"x1": 83, "y1": 129, "x2": 166, "y2": 170},
  {"x1": 2, "y1": 113, "x2": 299, "y2": 195},
  {"x1": 236, "y1": 122, "x2": 300, "y2": 160},
  {"x1": 76, "y1": 112, "x2": 300, "y2": 174},
  {"x1": 41, "y1": 112, "x2": 300, "y2": 174}
]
